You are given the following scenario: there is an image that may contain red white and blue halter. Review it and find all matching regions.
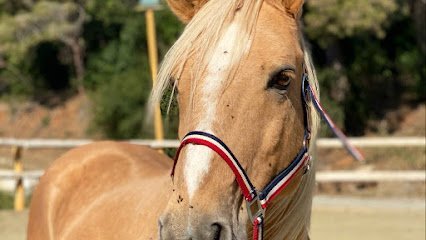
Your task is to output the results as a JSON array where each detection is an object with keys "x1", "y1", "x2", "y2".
[{"x1": 171, "y1": 72, "x2": 364, "y2": 240}]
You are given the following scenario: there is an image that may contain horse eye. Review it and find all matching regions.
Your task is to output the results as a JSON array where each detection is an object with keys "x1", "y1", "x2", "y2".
[{"x1": 267, "y1": 70, "x2": 292, "y2": 92}]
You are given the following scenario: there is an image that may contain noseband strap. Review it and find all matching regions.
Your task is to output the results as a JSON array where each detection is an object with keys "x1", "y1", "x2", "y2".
[
  {"x1": 171, "y1": 130, "x2": 311, "y2": 202},
  {"x1": 171, "y1": 73, "x2": 364, "y2": 240}
]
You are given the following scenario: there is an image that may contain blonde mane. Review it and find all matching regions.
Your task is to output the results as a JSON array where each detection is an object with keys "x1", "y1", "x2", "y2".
[{"x1": 149, "y1": 1, "x2": 321, "y2": 239}]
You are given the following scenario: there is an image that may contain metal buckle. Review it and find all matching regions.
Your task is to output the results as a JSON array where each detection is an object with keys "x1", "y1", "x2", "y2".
[
  {"x1": 302, "y1": 73, "x2": 311, "y2": 103},
  {"x1": 303, "y1": 129, "x2": 311, "y2": 148},
  {"x1": 303, "y1": 155, "x2": 312, "y2": 175},
  {"x1": 246, "y1": 195, "x2": 265, "y2": 223}
]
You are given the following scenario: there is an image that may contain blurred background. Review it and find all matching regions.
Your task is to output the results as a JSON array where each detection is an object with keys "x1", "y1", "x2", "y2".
[{"x1": 0, "y1": 0, "x2": 424, "y2": 239}]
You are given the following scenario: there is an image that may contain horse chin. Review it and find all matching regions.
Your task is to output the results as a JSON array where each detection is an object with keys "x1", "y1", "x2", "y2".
[{"x1": 231, "y1": 221, "x2": 249, "y2": 240}]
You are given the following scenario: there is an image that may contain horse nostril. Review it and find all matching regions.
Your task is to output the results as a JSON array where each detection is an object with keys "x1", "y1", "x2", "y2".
[{"x1": 211, "y1": 223, "x2": 223, "y2": 240}]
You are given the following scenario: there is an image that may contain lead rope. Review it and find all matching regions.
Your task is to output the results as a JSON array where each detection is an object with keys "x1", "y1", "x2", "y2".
[
  {"x1": 253, "y1": 217, "x2": 263, "y2": 240},
  {"x1": 303, "y1": 76, "x2": 365, "y2": 162}
]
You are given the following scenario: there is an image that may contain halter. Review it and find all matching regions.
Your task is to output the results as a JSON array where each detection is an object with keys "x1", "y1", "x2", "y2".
[{"x1": 171, "y1": 71, "x2": 364, "y2": 240}]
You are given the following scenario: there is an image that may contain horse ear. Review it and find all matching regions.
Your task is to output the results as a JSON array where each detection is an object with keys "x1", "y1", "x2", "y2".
[
  {"x1": 267, "y1": 0, "x2": 304, "y2": 18},
  {"x1": 166, "y1": 0, "x2": 208, "y2": 23},
  {"x1": 284, "y1": 0, "x2": 304, "y2": 18}
]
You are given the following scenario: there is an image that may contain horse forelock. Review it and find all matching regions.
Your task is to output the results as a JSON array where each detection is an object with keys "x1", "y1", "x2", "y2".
[{"x1": 149, "y1": 0, "x2": 264, "y2": 114}]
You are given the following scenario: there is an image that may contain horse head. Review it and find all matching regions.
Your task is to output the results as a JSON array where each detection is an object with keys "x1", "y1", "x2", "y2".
[{"x1": 151, "y1": 0, "x2": 320, "y2": 239}]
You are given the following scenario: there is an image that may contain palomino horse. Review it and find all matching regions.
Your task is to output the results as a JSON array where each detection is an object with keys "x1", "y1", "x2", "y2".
[{"x1": 27, "y1": 0, "x2": 347, "y2": 239}]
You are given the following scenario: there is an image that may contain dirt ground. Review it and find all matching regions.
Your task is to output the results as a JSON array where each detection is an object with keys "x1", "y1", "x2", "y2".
[
  {"x1": 311, "y1": 196, "x2": 425, "y2": 240},
  {"x1": 1, "y1": 196, "x2": 424, "y2": 240}
]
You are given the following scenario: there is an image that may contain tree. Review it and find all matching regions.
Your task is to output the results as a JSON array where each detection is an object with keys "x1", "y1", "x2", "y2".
[
  {"x1": 304, "y1": 0, "x2": 424, "y2": 135},
  {"x1": 86, "y1": 8, "x2": 182, "y2": 139},
  {"x1": 408, "y1": 0, "x2": 426, "y2": 53},
  {"x1": 305, "y1": 0, "x2": 399, "y2": 45},
  {"x1": 0, "y1": 1, "x2": 86, "y2": 93}
]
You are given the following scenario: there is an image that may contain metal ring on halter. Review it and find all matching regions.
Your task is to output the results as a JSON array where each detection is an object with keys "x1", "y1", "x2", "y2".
[
  {"x1": 302, "y1": 129, "x2": 311, "y2": 149},
  {"x1": 303, "y1": 155, "x2": 312, "y2": 175},
  {"x1": 246, "y1": 194, "x2": 265, "y2": 223}
]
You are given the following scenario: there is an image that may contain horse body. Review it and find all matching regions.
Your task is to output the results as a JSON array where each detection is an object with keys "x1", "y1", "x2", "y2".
[
  {"x1": 29, "y1": 0, "x2": 321, "y2": 239},
  {"x1": 28, "y1": 142, "x2": 171, "y2": 239}
]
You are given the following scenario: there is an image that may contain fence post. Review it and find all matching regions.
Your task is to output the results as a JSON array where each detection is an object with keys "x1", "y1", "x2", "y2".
[
  {"x1": 145, "y1": 8, "x2": 165, "y2": 152},
  {"x1": 12, "y1": 146, "x2": 25, "y2": 212}
]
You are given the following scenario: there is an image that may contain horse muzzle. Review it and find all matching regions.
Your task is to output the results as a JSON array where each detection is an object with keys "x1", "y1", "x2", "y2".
[{"x1": 159, "y1": 216, "x2": 232, "y2": 240}]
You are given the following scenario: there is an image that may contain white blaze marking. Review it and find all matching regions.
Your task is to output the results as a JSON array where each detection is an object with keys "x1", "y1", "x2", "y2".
[{"x1": 184, "y1": 23, "x2": 242, "y2": 200}]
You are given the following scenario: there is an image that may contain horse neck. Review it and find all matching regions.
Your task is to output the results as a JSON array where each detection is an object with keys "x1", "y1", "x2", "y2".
[{"x1": 264, "y1": 160, "x2": 316, "y2": 240}]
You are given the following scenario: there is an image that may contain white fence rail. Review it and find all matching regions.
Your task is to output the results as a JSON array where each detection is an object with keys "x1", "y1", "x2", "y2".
[
  {"x1": 316, "y1": 137, "x2": 425, "y2": 148},
  {"x1": 0, "y1": 170, "x2": 44, "y2": 179},
  {"x1": 0, "y1": 136, "x2": 425, "y2": 149},
  {"x1": 316, "y1": 170, "x2": 425, "y2": 182},
  {"x1": 1, "y1": 169, "x2": 424, "y2": 182},
  {"x1": 0, "y1": 138, "x2": 180, "y2": 149}
]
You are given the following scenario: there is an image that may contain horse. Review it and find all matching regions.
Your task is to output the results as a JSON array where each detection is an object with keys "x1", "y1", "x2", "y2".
[{"x1": 28, "y1": 0, "x2": 323, "y2": 239}]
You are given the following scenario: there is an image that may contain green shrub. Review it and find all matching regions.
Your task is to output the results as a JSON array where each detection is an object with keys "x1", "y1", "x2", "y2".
[{"x1": 0, "y1": 191, "x2": 13, "y2": 210}]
